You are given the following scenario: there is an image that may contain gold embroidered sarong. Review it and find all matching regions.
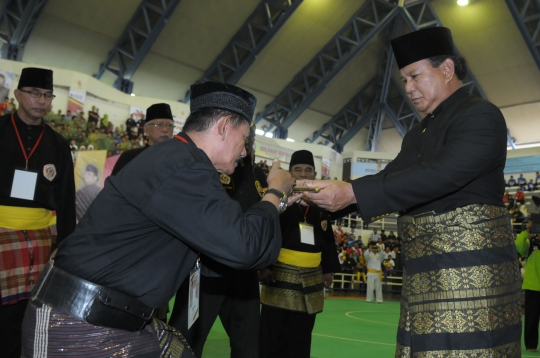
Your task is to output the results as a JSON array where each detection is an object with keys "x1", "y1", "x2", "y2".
[
  {"x1": 260, "y1": 261, "x2": 324, "y2": 315},
  {"x1": 396, "y1": 204, "x2": 522, "y2": 358}
]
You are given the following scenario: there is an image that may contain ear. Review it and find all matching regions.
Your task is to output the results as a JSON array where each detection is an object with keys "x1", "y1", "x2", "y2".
[
  {"x1": 14, "y1": 89, "x2": 21, "y2": 103},
  {"x1": 442, "y1": 58, "x2": 455, "y2": 82},
  {"x1": 216, "y1": 116, "x2": 229, "y2": 141}
]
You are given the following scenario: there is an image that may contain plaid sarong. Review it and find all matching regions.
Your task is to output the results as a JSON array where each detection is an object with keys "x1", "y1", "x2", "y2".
[
  {"x1": 22, "y1": 300, "x2": 196, "y2": 357},
  {"x1": 0, "y1": 227, "x2": 51, "y2": 305}
]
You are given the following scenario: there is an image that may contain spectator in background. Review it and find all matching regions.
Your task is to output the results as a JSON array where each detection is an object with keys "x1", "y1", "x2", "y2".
[
  {"x1": 365, "y1": 244, "x2": 384, "y2": 303},
  {"x1": 503, "y1": 190, "x2": 512, "y2": 205},
  {"x1": 536, "y1": 172, "x2": 540, "y2": 185},
  {"x1": 507, "y1": 175, "x2": 516, "y2": 187},
  {"x1": 88, "y1": 105, "x2": 99, "y2": 125},
  {"x1": 9, "y1": 98, "x2": 17, "y2": 111},
  {"x1": 515, "y1": 219, "x2": 540, "y2": 353},
  {"x1": 383, "y1": 257, "x2": 395, "y2": 276},
  {"x1": 527, "y1": 179, "x2": 536, "y2": 191},
  {"x1": 0, "y1": 96, "x2": 9, "y2": 114},
  {"x1": 515, "y1": 188, "x2": 525, "y2": 205},
  {"x1": 518, "y1": 174, "x2": 527, "y2": 187},
  {"x1": 64, "y1": 109, "x2": 73, "y2": 121},
  {"x1": 369, "y1": 228, "x2": 381, "y2": 244},
  {"x1": 376, "y1": 238, "x2": 385, "y2": 251},
  {"x1": 393, "y1": 247, "x2": 403, "y2": 272},
  {"x1": 380, "y1": 229, "x2": 387, "y2": 241}
]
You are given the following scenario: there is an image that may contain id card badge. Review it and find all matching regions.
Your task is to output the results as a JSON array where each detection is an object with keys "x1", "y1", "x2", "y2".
[
  {"x1": 299, "y1": 222, "x2": 315, "y2": 245},
  {"x1": 11, "y1": 169, "x2": 38, "y2": 200},
  {"x1": 188, "y1": 265, "x2": 200, "y2": 329}
]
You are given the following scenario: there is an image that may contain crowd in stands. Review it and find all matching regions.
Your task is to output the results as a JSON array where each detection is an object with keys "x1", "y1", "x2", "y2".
[
  {"x1": 503, "y1": 174, "x2": 540, "y2": 226},
  {"x1": 333, "y1": 226, "x2": 403, "y2": 282},
  {"x1": 42, "y1": 107, "x2": 153, "y2": 162},
  {"x1": 0, "y1": 96, "x2": 17, "y2": 115},
  {"x1": 506, "y1": 172, "x2": 540, "y2": 191}
]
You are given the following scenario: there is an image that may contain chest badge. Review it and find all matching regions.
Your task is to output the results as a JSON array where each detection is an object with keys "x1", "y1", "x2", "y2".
[
  {"x1": 255, "y1": 180, "x2": 265, "y2": 198},
  {"x1": 321, "y1": 220, "x2": 328, "y2": 231},
  {"x1": 43, "y1": 164, "x2": 57, "y2": 181},
  {"x1": 220, "y1": 174, "x2": 231, "y2": 185}
]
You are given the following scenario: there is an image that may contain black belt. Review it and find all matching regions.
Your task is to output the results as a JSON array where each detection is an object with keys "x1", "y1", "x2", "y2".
[{"x1": 31, "y1": 262, "x2": 154, "y2": 331}]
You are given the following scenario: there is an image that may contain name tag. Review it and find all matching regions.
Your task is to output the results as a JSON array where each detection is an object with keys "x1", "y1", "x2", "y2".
[
  {"x1": 299, "y1": 222, "x2": 315, "y2": 245},
  {"x1": 188, "y1": 266, "x2": 200, "y2": 329},
  {"x1": 11, "y1": 169, "x2": 38, "y2": 200}
]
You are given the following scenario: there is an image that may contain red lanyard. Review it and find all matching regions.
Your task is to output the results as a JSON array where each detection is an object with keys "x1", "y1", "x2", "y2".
[
  {"x1": 11, "y1": 113, "x2": 45, "y2": 170},
  {"x1": 297, "y1": 203, "x2": 309, "y2": 223}
]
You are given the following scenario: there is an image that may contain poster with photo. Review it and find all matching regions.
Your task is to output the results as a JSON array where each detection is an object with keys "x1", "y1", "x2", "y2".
[
  {"x1": 0, "y1": 70, "x2": 14, "y2": 101},
  {"x1": 68, "y1": 90, "x2": 86, "y2": 115}
]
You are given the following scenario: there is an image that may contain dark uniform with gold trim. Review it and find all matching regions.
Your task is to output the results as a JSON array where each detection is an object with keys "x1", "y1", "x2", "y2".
[
  {"x1": 169, "y1": 155, "x2": 268, "y2": 358},
  {"x1": 259, "y1": 202, "x2": 340, "y2": 358}
]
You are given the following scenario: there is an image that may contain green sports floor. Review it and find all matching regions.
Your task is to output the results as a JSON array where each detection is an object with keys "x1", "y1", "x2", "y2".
[{"x1": 192, "y1": 297, "x2": 539, "y2": 358}]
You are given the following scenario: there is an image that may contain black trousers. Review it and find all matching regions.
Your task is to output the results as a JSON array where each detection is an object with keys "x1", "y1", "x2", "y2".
[
  {"x1": 0, "y1": 299, "x2": 28, "y2": 358},
  {"x1": 169, "y1": 270, "x2": 260, "y2": 358},
  {"x1": 259, "y1": 305, "x2": 316, "y2": 358},
  {"x1": 524, "y1": 290, "x2": 540, "y2": 350}
]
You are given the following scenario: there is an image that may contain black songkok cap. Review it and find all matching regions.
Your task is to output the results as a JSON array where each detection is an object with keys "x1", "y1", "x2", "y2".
[
  {"x1": 18, "y1": 67, "x2": 53, "y2": 90},
  {"x1": 190, "y1": 81, "x2": 257, "y2": 122},
  {"x1": 290, "y1": 150, "x2": 314, "y2": 168},
  {"x1": 391, "y1": 27, "x2": 456, "y2": 69},
  {"x1": 146, "y1": 103, "x2": 173, "y2": 123}
]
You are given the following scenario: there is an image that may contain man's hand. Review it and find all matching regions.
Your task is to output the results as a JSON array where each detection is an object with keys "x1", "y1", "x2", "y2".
[
  {"x1": 259, "y1": 268, "x2": 275, "y2": 285},
  {"x1": 295, "y1": 179, "x2": 356, "y2": 212},
  {"x1": 266, "y1": 159, "x2": 294, "y2": 194},
  {"x1": 323, "y1": 273, "x2": 333, "y2": 288}
]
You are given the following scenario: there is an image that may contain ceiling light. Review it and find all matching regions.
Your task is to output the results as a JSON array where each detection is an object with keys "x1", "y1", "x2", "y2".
[
  {"x1": 130, "y1": 93, "x2": 136, "y2": 96},
  {"x1": 255, "y1": 129, "x2": 265, "y2": 136},
  {"x1": 286, "y1": 138, "x2": 295, "y2": 142},
  {"x1": 457, "y1": 0, "x2": 468, "y2": 6},
  {"x1": 264, "y1": 132, "x2": 273, "y2": 138}
]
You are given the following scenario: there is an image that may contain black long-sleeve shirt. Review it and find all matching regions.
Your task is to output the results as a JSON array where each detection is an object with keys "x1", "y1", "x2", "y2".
[{"x1": 55, "y1": 133, "x2": 282, "y2": 308}]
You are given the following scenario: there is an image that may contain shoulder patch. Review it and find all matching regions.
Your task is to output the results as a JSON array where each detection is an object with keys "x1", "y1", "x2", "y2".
[{"x1": 43, "y1": 164, "x2": 57, "y2": 181}]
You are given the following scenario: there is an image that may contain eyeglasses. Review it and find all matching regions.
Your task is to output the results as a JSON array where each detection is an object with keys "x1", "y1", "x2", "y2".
[
  {"x1": 146, "y1": 122, "x2": 175, "y2": 129},
  {"x1": 19, "y1": 89, "x2": 56, "y2": 99}
]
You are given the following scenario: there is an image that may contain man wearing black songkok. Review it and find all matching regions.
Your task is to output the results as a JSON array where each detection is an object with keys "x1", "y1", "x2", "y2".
[
  {"x1": 111, "y1": 103, "x2": 175, "y2": 175},
  {"x1": 0, "y1": 67, "x2": 76, "y2": 358},
  {"x1": 300, "y1": 27, "x2": 521, "y2": 357},
  {"x1": 21, "y1": 81, "x2": 300, "y2": 357},
  {"x1": 259, "y1": 150, "x2": 340, "y2": 358}
]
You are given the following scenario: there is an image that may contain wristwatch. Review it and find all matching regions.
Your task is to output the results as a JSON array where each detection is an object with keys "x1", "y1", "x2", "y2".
[{"x1": 264, "y1": 188, "x2": 288, "y2": 213}]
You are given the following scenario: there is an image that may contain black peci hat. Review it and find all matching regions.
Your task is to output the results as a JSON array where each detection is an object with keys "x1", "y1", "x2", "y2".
[
  {"x1": 290, "y1": 150, "x2": 314, "y2": 168},
  {"x1": 391, "y1": 27, "x2": 456, "y2": 69},
  {"x1": 18, "y1": 67, "x2": 53, "y2": 90},
  {"x1": 146, "y1": 103, "x2": 173, "y2": 123},
  {"x1": 190, "y1": 82, "x2": 257, "y2": 122}
]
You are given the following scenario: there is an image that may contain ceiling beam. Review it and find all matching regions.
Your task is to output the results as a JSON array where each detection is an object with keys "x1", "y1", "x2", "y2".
[
  {"x1": 0, "y1": 0, "x2": 49, "y2": 61},
  {"x1": 505, "y1": 0, "x2": 540, "y2": 73},
  {"x1": 95, "y1": 0, "x2": 182, "y2": 94},
  {"x1": 183, "y1": 0, "x2": 303, "y2": 103},
  {"x1": 255, "y1": 0, "x2": 400, "y2": 138}
]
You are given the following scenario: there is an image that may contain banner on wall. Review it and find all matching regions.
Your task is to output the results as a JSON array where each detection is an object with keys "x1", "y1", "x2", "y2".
[
  {"x1": 504, "y1": 155, "x2": 540, "y2": 174},
  {"x1": 254, "y1": 142, "x2": 294, "y2": 163},
  {"x1": 0, "y1": 70, "x2": 14, "y2": 101},
  {"x1": 352, "y1": 158, "x2": 390, "y2": 176},
  {"x1": 129, "y1": 106, "x2": 146, "y2": 120},
  {"x1": 173, "y1": 117, "x2": 184, "y2": 135},
  {"x1": 321, "y1": 158, "x2": 331, "y2": 179},
  {"x1": 74, "y1": 150, "x2": 106, "y2": 221},
  {"x1": 68, "y1": 90, "x2": 86, "y2": 115}
]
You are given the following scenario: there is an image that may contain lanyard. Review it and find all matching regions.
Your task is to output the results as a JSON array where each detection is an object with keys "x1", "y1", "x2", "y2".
[
  {"x1": 11, "y1": 113, "x2": 45, "y2": 170},
  {"x1": 297, "y1": 203, "x2": 309, "y2": 223}
]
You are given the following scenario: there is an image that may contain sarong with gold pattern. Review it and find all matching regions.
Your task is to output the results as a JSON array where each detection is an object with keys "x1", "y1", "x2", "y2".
[
  {"x1": 395, "y1": 204, "x2": 521, "y2": 358},
  {"x1": 260, "y1": 261, "x2": 324, "y2": 314}
]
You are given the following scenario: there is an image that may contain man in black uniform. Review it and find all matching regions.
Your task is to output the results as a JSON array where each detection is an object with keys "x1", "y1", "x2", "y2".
[
  {"x1": 112, "y1": 103, "x2": 174, "y2": 175},
  {"x1": 301, "y1": 27, "x2": 521, "y2": 357},
  {"x1": 21, "y1": 81, "x2": 299, "y2": 357},
  {"x1": 170, "y1": 123, "x2": 268, "y2": 357},
  {"x1": 0, "y1": 67, "x2": 76, "y2": 358},
  {"x1": 259, "y1": 150, "x2": 340, "y2": 358}
]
